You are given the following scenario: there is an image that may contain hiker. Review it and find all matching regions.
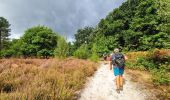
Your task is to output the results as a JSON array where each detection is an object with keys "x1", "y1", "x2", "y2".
[
  {"x1": 103, "y1": 52, "x2": 107, "y2": 61},
  {"x1": 109, "y1": 48, "x2": 127, "y2": 93}
]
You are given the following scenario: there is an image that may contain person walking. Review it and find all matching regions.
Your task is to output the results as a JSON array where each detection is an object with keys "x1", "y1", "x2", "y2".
[{"x1": 109, "y1": 48, "x2": 127, "y2": 93}]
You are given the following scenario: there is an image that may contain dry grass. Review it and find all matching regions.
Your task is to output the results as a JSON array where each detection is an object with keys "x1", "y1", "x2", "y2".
[
  {"x1": 0, "y1": 58, "x2": 98, "y2": 100},
  {"x1": 126, "y1": 51, "x2": 148, "y2": 60},
  {"x1": 126, "y1": 49, "x2": 170, "y2": 60}
]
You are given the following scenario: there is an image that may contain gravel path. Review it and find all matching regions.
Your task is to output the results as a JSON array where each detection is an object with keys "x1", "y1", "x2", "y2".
[{"x1": 79, "y1": 63, "x2": 149, "y2": 100}]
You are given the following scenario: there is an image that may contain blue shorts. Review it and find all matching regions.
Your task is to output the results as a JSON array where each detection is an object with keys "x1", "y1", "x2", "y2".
[{"x1": 113, "y1": 67, "x2": 124, "y2": 76}]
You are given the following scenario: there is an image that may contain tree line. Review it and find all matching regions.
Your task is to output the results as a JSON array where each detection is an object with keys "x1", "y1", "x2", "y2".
[
  {"x1": 0, "y1": 0, "x2": 170, "y2": 59},
  {"x1": 74, "y1": 0, "x2": 170, "y2": 54}
]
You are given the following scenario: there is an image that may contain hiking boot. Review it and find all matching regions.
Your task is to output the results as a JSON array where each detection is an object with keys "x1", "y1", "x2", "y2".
[
  {"x1": 120, "y1": 86, "x2": 123, "y2": 91},
  {"x1": 116, "y1": 89, "x2": 120, "y2": 94}
]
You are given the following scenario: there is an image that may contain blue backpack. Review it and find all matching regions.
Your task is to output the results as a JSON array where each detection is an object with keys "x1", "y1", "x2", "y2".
[{"x1": 112, "y1": 53, "x2": 125, "y2": 68}]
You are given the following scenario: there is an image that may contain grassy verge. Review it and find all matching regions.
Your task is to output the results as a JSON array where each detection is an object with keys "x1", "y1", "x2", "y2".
[{"x1": 0, "y1": 58, "x2": 98, "y2": 100}]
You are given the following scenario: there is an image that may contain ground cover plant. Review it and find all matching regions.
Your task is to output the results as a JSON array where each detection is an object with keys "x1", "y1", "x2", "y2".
[{"x1": 0, "y1": 58, "x2": 98, "y2": 100}]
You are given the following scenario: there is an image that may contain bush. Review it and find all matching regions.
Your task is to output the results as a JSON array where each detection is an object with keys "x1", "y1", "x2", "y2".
[
  {"x1": 137, "y1": 57, "x2": 155, "y2": 70},
  {"x1": 20, "y1": 26, "x2": 58, "y2": 58},
  {"x1": 73, "y1": 44, "x2": 89, "y2": 59},
  {"x1": 147, "y1": 49, "x2": 170, "y2": 65},
  {"x1": 126, "y1": 60, "x2": 146, "y2": 70},
  {"x1": 151, "y1": 69, "x2": 170, "y2": 85},
  {"x1": 37, "y1": 49, "x2": 53, "y2": 58},
  {"x1": 55, "y1": 37, "x2": 69, "y2": 59},
  {"x1": 90, "y1": 43, "x2": 99, "y2": 62},
  {"x1": 0, "y1": 49, "x2": 15, "y2": 58},
  {"x1": 126, "y1": 49, "x2": 170, "y2": 85}
]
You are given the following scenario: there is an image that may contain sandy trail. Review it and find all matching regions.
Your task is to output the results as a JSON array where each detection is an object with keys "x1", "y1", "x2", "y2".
[{"x1": 79, "y1": 63, "x2": 150, "y2": 100}]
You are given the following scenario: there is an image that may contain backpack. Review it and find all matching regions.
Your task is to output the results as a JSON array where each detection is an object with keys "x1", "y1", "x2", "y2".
[{"x1": 112, "y1": 53, "x2": 125, "y2": 68}]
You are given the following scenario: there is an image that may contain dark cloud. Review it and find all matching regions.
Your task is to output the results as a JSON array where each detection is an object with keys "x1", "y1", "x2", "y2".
[{"x1": 0, "y1": 0, "x2": 125, "y2": 41}]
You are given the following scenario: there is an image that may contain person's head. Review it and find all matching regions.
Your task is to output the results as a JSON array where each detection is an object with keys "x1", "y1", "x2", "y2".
[{"x1": 114, "y1": 48, "x2": 119, "y2": 53}]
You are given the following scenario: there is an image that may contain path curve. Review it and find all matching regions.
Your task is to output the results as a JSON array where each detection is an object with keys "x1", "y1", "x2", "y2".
[{"x1": 79, "y1": 63, "x2": 150, "y2": 100}]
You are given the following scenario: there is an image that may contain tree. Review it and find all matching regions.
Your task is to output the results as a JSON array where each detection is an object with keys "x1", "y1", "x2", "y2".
[
  {"x1": 0, "y1": 17, "x2": 10, "y2": 51},
  {"x1": 158, "y1": 0, "x2": 170, "y2": 48},
  {"x1": 93, "y1": 0, "x2": 170, "y2": 51},
  {"x1": 55, "y1": 36, "x2": 69, "y2": 59},
  {"x1": 90, "y1": 43, "x2": 99, "y2": 62},
  {"x1": 20, "y1": 26, "x2": 58, "y2": 58},
  {"x1": 73, "y1": 44, "x2": 89, "y2": 59},
  {"x1": 74, "y1": 27, "x2": 94, "y2": 48}
]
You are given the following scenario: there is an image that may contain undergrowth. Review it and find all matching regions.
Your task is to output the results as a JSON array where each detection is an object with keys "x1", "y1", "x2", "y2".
[{"x1": 126, "y1": 49, "x2": 170, "y2": 85}]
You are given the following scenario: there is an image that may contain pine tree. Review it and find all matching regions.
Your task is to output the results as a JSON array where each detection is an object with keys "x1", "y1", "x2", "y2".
[{"x1": 0, "y1": 17, "x2": 11, "y2": 51}]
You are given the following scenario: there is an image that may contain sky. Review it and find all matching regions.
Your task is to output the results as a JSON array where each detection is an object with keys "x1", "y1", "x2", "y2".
[{"x1": 0, "y1": 0, "x2": 125, "y2": 41}]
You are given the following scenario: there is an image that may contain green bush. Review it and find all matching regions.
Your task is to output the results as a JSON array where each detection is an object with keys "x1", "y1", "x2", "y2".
[
  {"x1": 55, "y1": 37, "x2": 69, "y2": 59},
  {"x1": 0, "y1": 49, "x2": 15, "y2": 58},
  {"x1": 73, "y1": 44, "x2": 89, "y2": 59},
  {"x1": 136, "y1": 57, "x2": 155, "y2": 70},
  {"x1": 126, "y1": 60, "x2": 146, "y2": 70},
  {"x1": 129, "y1": 49, "x2": 170, "y2": 85},
  {"x1": 20, "y1": 26, "x2": 58, "y2": 58},
  {"x1": 151, "y1": 69, "x2": 170, "y2": 85},
  {"x1": 90, "y1": 53, "x2": 99, "y2": 62},
  {"x1": 37, "y1": 49, "x2": 53, "y2": 58},
  {"x1": 90, "y1": 43, "x2": 99, "y2": 62}
]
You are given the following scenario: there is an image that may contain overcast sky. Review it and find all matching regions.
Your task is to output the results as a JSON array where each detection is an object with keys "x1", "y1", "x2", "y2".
[{"x1": 0, "y1": 0, "x2": 125, "y2": 41}]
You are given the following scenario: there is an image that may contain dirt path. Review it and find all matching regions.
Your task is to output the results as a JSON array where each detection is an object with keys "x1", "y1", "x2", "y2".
[{"x1": 78, "y1": 63, "x2": 152, "y2": 100}]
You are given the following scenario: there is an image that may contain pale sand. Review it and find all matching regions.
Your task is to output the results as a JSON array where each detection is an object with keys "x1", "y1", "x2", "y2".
[{"x1": 79, "y1": 63, "x2": 151, "y2": 100}]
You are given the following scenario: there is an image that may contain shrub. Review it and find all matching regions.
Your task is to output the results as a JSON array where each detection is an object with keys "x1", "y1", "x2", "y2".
[
  {"x1": 126, "y1": 60, "x2": 146, "y2": 70},
  {"x1": 151, "y1": 69, "x2": 170, "y2": 85},
  {"x1": 73, "y1": 44, "x2": 89, "y2": 59},
  {"x1": 0, "y1": 49, "x2": 15, "y2": 58},
  {"x1": 37, "y1": 49, "x2": 53, "y2": 58},
  {"x1": 126, "y1": 49, "x2": 170, "y2": 85},
  {"x1": 136, "y1": 57, "x2": 155, "y2": 70},
  {"x1": 20, "y1": 26, "x2": 58, "y2": 58},
  {"x1": 90, "y1": 43, "x2": 99, "y2": 62},
  {"x1": 55, "y1": 37, "x2": 69, "y2": 59},
  {"x1": 147, "y1": 49, "x2": 170, "y2": 65}
]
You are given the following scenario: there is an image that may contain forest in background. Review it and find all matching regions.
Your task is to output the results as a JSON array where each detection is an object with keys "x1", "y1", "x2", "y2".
[
  {"x1": 0, "y1": 0, "x2": 170, "y2": 99},
  {"x1": 0, "y1": 0, "x2": 170, "y2": 58},
  {"x1": 0, "y1": 0, "x2": 170, "y2": 84}
]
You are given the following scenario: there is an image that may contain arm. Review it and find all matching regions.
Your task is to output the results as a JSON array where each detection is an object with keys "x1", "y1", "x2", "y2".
[
  {"x1": 110, "y1": 61, "x2": 112, "y2": 70},
  {"x1": 124, "y1": 55, "x2": 128, "y2": 60},
  {"x1": 109, "y1": 55, "x2": 112, "y2": 70}
]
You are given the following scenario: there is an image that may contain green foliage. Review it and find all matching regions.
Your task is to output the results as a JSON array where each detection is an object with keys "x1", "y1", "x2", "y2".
[
  {"x1": 94, "y1": 34, "x2": 109, "y2": 56},
  {"x1": 20, "y1": 26, "x2": 58, "y2": 58},
  {"x1": 90, "y1": 43, "x2": 99, "y2": 62},
  {"x1": 0, "y1": 49, "x2": 15, "y2": 58},
  {"x1": 126, "y1": 60, "x2": 146, "y2": 70},
  {"x1": 136, "y1": 57, "x2": 155, "y2": 70},
  {"x1": 74, "y1": 27, "x2": 94, "y2": 48},
  {"x1": 73, "y1": 44, "x2": 89, "y2": 59},
  {"x1": 55, "y1": 37, "x2": 69, "y2": 59},
  {"x1": 93, "y1": 0, "x2": 170, "y2": 51},
  {"x1": 127, "y1": 49, "x2": 170, "y2": 85},
  {"x1": 0, "y1": 26, "x2": 59, "y2": 58},
  {"x1": 7, "y1": 39, "x2": 23, "y2": 57},
  {"x1": 151, "y1": 68, "x2": 170, "y2": 85},
  {"x1": 0, "y1": 17, "x2": 11, "y2": 51},
  {"x1": 67, "y1": 42, "x2": 75, "y2": 56}
]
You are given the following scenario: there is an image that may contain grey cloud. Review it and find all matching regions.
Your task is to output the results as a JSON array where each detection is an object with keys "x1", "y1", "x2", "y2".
[{"x1": 0, "y1": 0, "x2": 125, "y2": 41}]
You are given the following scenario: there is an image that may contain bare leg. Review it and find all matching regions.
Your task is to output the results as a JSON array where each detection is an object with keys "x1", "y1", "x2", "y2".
[
  {"x1": 120, "y1": 75, "x2": 123, "y2": 87},
  {"x1": 119, "y1": 75, "x2": 124, "y2": 91},
  {"x1": 116, "y1": 75, "x2": 120, "y2": 89}
]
